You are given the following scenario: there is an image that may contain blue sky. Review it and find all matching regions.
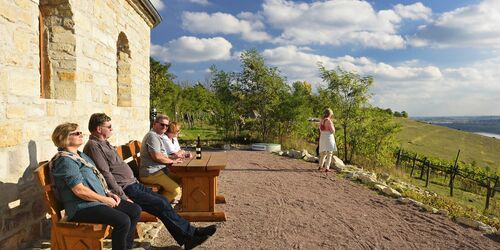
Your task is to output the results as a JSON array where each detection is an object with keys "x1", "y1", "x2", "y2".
[{"x1": 149, "y1": 0, "x2": 500, "y2": 117}]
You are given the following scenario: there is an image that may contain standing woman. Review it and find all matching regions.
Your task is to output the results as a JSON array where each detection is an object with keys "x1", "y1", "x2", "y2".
[
  {"x1": 50, "y1": 122, "x2": 141, "y2": 250},
  {"x1": 318, "y1": 108, "x2": 337, "y2": 172}
]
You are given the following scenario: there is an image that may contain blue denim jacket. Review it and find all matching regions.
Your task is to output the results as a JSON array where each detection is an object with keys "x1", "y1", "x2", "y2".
[{"x1": 51, "y1": 151, "x2": 107, "y2": 220}]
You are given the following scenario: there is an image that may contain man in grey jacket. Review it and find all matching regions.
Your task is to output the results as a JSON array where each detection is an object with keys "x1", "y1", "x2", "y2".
[{"x1": 83, "y1": 113, "x2": 216, "y2": 250}]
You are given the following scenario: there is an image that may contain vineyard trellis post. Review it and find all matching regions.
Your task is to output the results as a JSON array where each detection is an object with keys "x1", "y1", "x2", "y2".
[
  {"x1": 425, "y1": 161, "x2": 431, "y2": 187},
  {"x1": 410, "y1": 153, "x2": 416, "y2": 177},
  {"x1": 396, "y1": 148, "x2": 402, "y2": 167},
  {"x1": 485, "y1": 178, "x2": 492, "y2": 210},
  {"x1": 492, "y1": 176, "x2": 499, "y2": 198},
  {"x1": 449, "y1": 149, "x2": 460, "y2": 197},
  {"x1": 419, "y1": 158, "x2": 426, "y2": 180}
]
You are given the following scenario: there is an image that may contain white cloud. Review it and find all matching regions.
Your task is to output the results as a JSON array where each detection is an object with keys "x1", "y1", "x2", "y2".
[
  {"x1": 182, "y1": 12, "x2": 271, "y2": 42},
  {"x1": 261, "y1": 0, "x2": 424, "y2": 49},
  {"x1": 188, "y1": 0, "x2": 210, "y2": 5},
  {"x1": 394, "y1": 2, "x2": 432, "y2": 21},
  {"x1": 150, "y1": 0, "x2": 165, "y2": 11},
  {"x1": 261, "y1": 45, "x2": 500, "y2": 116},
  {"x1": 151, "y1": 36, "x2": 232, "y2": 63},
  {"x1": 410, "y1": 0, "x2": 500, "y2": 48}
]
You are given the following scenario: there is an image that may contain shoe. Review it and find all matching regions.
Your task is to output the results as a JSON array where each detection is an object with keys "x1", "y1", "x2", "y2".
[
  {"x1": 195, "y1": 224, "x2": 217, "y2": 236},
  {"x1": 184, "y1": 235, "x2": 209, "y2": 250}
]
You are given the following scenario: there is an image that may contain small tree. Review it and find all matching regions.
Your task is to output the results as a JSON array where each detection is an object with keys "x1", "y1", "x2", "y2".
[
  {"x1": 318, "y1": 65, "x2": 373, "y2": 163},
  {"x1": 237, "y1": 49, "x2": 289, "y2": 142},
  {"x1": 149, "y1": 57, "x2": 180, "y2": 117}
]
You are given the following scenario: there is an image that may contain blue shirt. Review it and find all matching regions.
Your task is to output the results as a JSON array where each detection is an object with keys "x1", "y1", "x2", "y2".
[{"x1": 51, "y1": 151, "x2": 107, "y2": 220}]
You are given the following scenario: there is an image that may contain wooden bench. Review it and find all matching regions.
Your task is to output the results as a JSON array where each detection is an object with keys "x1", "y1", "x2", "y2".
[
  {"x1": 34, "y1": 161, "x2": 111, "y2": 250},
  {"x1": 117, "y1": 140, "x2": 227, "y2": 222},
  {"x1": 116, "y1": 140, "x2": 159, "y2": 222}
]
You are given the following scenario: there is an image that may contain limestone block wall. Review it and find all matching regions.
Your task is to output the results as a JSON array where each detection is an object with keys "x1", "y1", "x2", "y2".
[{"x1": 0, "y1": 0, "x2": 155, "y2": 247}]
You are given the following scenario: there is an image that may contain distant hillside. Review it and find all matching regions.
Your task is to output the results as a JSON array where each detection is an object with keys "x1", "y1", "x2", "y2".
[
  {"x1": 413, "y1": 116, "x2": 500, "y2": 136},
  {"x1": 395, "y1": 118, "x2": 500, "y2": 173}
]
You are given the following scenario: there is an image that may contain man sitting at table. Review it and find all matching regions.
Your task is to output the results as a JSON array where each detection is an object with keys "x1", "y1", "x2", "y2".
[
  {"x1": 83, "y1": 113, "x2": 216, "y2": 249},
  {"x1": 139, "y1": 114, "x2": 183, "y2": 203}
]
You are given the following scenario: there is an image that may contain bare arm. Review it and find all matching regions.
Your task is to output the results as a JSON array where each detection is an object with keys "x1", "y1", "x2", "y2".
[
  {"x1": 150, "y1": 151, "x2": 183, "y2": 164},
  {"x1": 329, "y1": 119, "x2": 335, "y2": 133},
  {"x1": 71, "y1": 183, "x2": 119, "y2": 207}
]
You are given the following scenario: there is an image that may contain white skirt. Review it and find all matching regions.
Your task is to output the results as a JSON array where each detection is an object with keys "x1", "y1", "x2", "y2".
[{"x1": 319, "y1": 131, "x2": 337, "y2": 152}]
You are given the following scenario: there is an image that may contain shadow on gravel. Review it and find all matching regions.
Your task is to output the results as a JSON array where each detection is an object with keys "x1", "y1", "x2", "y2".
[
  {"x1": 224, "y1": 168, "x2": 317, "y2": 172},
  {"x1": 484, "y1": 234, "x2": 500, "y2": 243},
  {"x1": 144, "y1": 246, "x2": 181, "y2": 250}
]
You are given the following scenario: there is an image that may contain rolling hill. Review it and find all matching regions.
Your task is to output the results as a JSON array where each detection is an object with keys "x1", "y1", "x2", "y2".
[{"x1": 396, "y1": 118, "x2": 500, "y2": 173}]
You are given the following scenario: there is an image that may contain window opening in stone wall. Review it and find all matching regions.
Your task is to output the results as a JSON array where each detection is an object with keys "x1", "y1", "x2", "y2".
[
  {"x1": 39, "y1": 1, "x2": 77, "y2": 100},
  {"x1": 39, "y1": 7, "x2": 50, "y2": 98},
  {"x1": 117, "y1": 32, "x2": 132, "y2": 107}
]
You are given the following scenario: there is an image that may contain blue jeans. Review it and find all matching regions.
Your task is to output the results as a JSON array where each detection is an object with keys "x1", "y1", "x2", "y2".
[
  {"x1": 71, "y1": 201, "x2": 141, "y2": 250},
  {"x1": 124, "y1": 182, "x2": 196, "y2": 245}
]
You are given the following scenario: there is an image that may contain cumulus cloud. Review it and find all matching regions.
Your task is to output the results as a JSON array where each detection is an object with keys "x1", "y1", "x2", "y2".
[
  {"x1": 409, "y1": 0, "x2": 500, "y2": 48},
  {"x1": 151, "y1": 36, "x2": 232, "y2": 63},
  {"x1": 394, "y1": 2, "x2": 432, "y2": 21},
  {"x1": 261, "y1": 45, "x2": 500, "y2": 116},
  {"x1": 261, "y1": 0, "x2": 432, "y2": 49},
  {"x1": 150, "y1": 0, "x2": 165, "y2": 11},
  {"x1": 182, "y1": 12, "x2": 271, "y2": 42},
  {"x1": 188, "y1": 0, "x2": 210, "y2": 5}
]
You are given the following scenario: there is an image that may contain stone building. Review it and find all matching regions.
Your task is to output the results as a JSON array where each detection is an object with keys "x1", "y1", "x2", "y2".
[{"x1": 0, "y1": 0, "x2": 160, "y2": 247}]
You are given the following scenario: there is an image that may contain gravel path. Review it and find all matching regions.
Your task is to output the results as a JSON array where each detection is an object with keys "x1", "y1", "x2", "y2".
[{"x1": 151, "y1": 150, "x2": 500, "y2": 249}]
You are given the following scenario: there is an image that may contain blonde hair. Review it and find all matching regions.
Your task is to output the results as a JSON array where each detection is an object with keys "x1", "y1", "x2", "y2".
[
  {"x1": 155, "y1": 114, "x2": 169, "y2": 123},
  {"x1": 166, "y1": 121, "x2": 181, "y2": 134},
  {"x1": 323, "y1": 108, "x2": 333, "y2": 118},
  {"x1": 51, "y1": 123, "x2": 79, "y2": 148}
]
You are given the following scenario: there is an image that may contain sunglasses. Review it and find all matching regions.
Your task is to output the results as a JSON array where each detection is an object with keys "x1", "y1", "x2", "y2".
[
  {"x1": 100, "y1": 125, "x2": 112, "y2": 129},
  {"x1": 159, "y1": 123, "x2": 169, "y2": 127},
  {"x1": 69, "y1": 131, "x2": 83, "y2": 136}
]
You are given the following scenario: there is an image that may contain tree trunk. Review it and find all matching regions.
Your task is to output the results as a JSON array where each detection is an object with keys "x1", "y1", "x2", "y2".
[{"x1": 343, "y1": 124, "x2": 348, "y2": 163}]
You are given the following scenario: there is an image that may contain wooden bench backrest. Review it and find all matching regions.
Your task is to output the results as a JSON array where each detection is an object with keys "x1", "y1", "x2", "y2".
[
  {"x1": 116, "y1": 140, "x2": 142, "y2": 178},
  {"x1": 34, "y1": 161, "x2": 64, "y2": 225}
]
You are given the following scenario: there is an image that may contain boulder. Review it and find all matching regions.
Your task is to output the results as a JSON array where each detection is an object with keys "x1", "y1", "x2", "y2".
[
  {"x1": 345, "y1": 172, "x2": 360, "y2": 180},
  {"x1": 304, "y1": 155, "x2": 318, "y2": 163},
  {"x1": 289, "y1": 149, "x2": 304, "y2": 159},
  {"x1": 438, "y1": 209, "x2": 449, "y2": 216},
  {"x1": 455, "y1": 217, "x2": 477, "y2": 228},
  {"x1": 358, "y1": 172, "x2": 378, "y2": 185},
  {"x1": 396, "y1": 197, "x2": 410, "y2": 204},
  {"x1": 378, "y1": 173, "x2": 391, "y2": 182},
  {"x1": 332, "y1": 156, "x2": 345, "y2": 168},
  {"x1": 381, "y1": 186, "x2": 402, "y2": 198},
  {"x1": 374, "y1": 184, "x2": 386, "y2": 192}
]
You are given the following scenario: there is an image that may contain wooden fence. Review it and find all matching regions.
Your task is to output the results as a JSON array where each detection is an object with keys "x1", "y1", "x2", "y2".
[{"x1": 395, "y1": 148, "x2": 499, "y2": 210}]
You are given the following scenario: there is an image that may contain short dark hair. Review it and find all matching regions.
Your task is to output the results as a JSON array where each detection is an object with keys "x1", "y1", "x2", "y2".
[{"x1": 88, "y1": 113, "x2": 111, "y2": 132}]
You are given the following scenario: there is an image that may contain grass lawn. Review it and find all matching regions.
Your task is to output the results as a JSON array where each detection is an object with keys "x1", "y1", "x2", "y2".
[{"x1": 179, "y1": 127, "x2": 223, "y2": 141}]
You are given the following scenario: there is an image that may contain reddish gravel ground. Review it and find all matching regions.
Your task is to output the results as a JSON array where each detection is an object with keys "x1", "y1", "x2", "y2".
[{"x1": 152, "y1": 150, "x2": 500, "y2": 249}]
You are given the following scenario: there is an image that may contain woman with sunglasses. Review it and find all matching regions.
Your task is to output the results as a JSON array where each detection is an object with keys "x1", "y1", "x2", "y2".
[
  {"x1": 163, "y1": 122, "x2": 191, "y2": 159},
  {"x1": 49, "y1": 123, "x2": 141, "y2": 250}
]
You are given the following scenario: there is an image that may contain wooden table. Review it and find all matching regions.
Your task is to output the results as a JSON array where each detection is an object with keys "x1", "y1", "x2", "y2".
[{"x1": 171, "y1": 151, "x2": 227, "y2": 222}]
